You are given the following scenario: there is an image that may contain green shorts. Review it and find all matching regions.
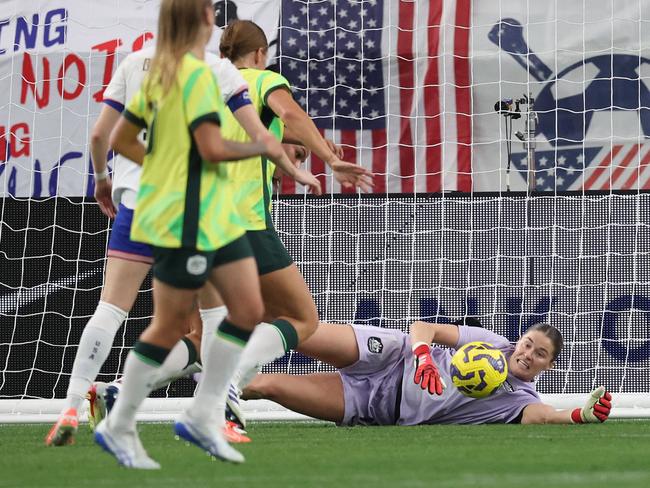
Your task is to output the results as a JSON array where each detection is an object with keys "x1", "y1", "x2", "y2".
[
  {"x1": 152, "y1": 235, "x2": 253, "y2": 289},
  {"x1": 246, "y1": 228, "x2": 293, "y2": 275}
]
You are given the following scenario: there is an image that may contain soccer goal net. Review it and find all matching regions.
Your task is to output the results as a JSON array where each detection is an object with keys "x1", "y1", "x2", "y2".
[{"x1": 2, "y1": 0, "x2": 650, "y2": 422}]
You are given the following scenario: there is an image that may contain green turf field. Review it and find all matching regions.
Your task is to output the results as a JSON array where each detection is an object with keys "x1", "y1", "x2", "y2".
[{"x1": 1, "y1": 421, "x2": 648, "y2": 488}]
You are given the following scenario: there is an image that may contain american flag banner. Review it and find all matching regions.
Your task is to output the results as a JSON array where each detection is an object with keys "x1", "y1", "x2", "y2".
[{"x1": 277, "y1": 0, "x2": 472, "y2": 194}]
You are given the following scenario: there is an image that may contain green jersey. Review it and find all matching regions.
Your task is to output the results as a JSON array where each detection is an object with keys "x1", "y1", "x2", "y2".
[
  {"x1": 220, "y1": 68, "x2": 291, "y2": 230},
  {"x1": 124, "y1": 53, "x2": 245, "y2": 251}
]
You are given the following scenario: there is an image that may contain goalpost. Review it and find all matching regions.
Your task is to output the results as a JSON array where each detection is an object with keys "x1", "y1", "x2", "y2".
[{"x1": 2, "y1": 0, "x2": 650, "y2": 422}]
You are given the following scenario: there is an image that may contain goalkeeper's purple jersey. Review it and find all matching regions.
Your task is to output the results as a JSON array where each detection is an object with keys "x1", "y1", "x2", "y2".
[{"x1": 397, "y1": 326, "x2": 541, "y2": 425}]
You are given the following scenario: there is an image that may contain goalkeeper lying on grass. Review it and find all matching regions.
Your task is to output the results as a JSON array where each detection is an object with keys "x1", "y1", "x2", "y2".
[{"x1": 242, "y1": 321, "x2": 612, "y2": 426}]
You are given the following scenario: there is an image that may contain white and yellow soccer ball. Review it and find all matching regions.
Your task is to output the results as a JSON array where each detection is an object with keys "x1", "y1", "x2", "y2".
[{"x1": 450, "y1": 341, "x2": 508, "y2": 398}]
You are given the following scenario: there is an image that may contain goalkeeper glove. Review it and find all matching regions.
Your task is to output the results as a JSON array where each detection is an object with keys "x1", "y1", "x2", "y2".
[
  {"x1": 412, "y1": 342, "x2": 446, "y2": 395},
  {"x1": 571, "y1": 386, "x2": 612, "y2": 423}
]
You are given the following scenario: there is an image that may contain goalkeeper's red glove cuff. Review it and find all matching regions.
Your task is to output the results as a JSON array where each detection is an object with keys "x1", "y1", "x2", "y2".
[
  {"x1": 570, "y1": 408, "x2": 584, "y2": 424},
  {"x1": 412, "y1": 342, "x2": 431, "y2": 357}
]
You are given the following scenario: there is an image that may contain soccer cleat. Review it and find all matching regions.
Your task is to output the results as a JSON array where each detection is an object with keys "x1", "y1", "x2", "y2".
[
  {"x1": 174, "y1": 412, "x2": 245, "y2": 464},
  {"x1": 94, "y1": 420, "x2": 160, "y2": 470},
  {"x1": 87, "y1": 381, "x2": 121, "y2": 431},
  {"x1": 103, "y1": 381, "x2": 122, "y2": 414},
  {"x1": 87, "y1": 382, "x2": 107, "y2": 431},
  {"x1": 45, "y1": 407, "x2": 79, "y2": 446},
  {"x1": 225, "y1": 383, "x2": 246, "y2": 432},
  {"x1": 223, "y1": 420, "x2": 251, "y2": 443}
]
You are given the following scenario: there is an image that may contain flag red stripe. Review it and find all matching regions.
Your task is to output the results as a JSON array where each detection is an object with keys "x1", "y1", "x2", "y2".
[
  {"x1": 340, "y1": 130, "x2": 357, "y2": 194},
  {"x1": 397, "y1": 0, "x2": 415, "y2": 193},
  {"x1": 454, "y1": 0, "x2": 472, "y2": 192},
  {"x1": 281, "y1": 156, "x2": 296, "y2": 194},
  {"x1": 424, "y1": 0, "x2": 442, "y2": 193},
  {"x1": 372, "y1": 129, "x2": 387, "y2": 193},
  {"x1": 623, "y1": 146, "x2": 650, "y2": 190},
  {"x1": 602, "y1": 144, "x2": 640, "y2": 189},
  {"x1": 583, "y1": 145, "x2": 622, "y2": 190},
  {"x1": 310, "y1": 128, "x2": 327, "y2": 193}
]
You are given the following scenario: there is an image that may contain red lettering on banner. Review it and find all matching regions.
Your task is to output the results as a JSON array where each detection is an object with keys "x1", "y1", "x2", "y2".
[
  {"x1": 92, "y1": 38, "x2": 123, "y2": 103},
  {"x1": 0, "y1": 122, "x2": 31, "y2": 162},
  {"x1": 20, "y1": 53, "x2": 50, "y2": 108},
  {"x1": 132, "y1": 32, "x2": 154, "y2": 52},
  {"x1": 57, "y1": 54, "x2": 85, "y2": 100},
  {"x1": 11, "y1": 122, "x2": 30, "y2": 157},
  {"x1": 0, "y1": 126, "x2": 6, "y2": 162}
]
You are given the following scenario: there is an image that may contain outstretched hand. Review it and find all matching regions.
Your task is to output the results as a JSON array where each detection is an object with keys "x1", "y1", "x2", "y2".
[
  {"x1": 571, "y1": 386, "x2": 612, "y2": 423},
  {"x1": 329, "y1": 159, "x2": 374, "y2": 193},
  {"x1": 293, "y1": 168, "x2": 322, "y2": 195},
  {"x1": 412, "y1": 342, "x2": 446, "y2": 395}
]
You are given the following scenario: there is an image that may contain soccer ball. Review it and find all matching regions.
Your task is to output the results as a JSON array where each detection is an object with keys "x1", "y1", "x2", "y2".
[{"x1": 449, "y1": 342, "x2": 508, "y2": 398}]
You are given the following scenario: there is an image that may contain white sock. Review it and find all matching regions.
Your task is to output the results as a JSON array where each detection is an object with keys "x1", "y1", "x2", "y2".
[
  {"x1": 189, "y1": 322, "x2": 248, "y2": 426},
  {"x1": 199, "y1": 306, "x2": 228, "y2": 363},
  {"x1": 151, "y1": 338, "x2": 200, "y2": 391},
  {"x1": 107, "y1": 345, "x2": 167, "y2": 433},
  {"x1": 65, "y1": 301, "x2": 127, "y2": 411},
  {"x1": 236, "y1": 322, "x2": 287, "y2": 390}
]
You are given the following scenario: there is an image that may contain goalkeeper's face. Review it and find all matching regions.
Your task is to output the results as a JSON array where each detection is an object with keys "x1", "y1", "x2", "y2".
[{"x1": 509, "y1": 331, "x2": 555, "y2": 382}]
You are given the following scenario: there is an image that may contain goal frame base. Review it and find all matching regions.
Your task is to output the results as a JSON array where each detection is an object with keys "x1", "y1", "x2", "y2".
[{"x1": 1, "y1": 393, "x2": 649, "y2": 423}]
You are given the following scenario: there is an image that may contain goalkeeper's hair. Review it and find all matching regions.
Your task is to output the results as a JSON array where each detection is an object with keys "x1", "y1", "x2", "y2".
[
  {"x1": 220, "y1": 20, "x2": 268, "y2": 62},
  {"x1": 527, "y1": 323, "x2": 564, "y2": 360},
  {"x1": 147, "y1": 0, "x2": 212, "y2": 97}
]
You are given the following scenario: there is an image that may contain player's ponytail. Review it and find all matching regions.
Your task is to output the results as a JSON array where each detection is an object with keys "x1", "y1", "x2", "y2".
[
  {"x1": 147, "y1": 0, "x2": 212, "y2": 98},
  {"x1": 220, "y1": 20, "x2": 268, "y2": 62}
]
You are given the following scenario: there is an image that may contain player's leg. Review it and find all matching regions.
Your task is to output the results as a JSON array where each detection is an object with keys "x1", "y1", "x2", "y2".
[
  {"x1": 92, "y1": 285, "x2": 226, "y2": 431},
  {"x1": 46, "y1": 204, "x2": 153, "y2": 446},
  {"x1": 148, "y1": 307, "x2": 202, "y2": 391},
  {"x1": 197, "y1": 281, "x2": 228, "y2": 364},
  {"x1": 296, "y1": 322, "x2": 360, "y2": 369},
  {"x1": 234, "y1": 230, "x2": 319, "y2": 390},
  {"x1": 243, "y1": 372, "x2": 345, "y2": 423},
  {"x1": 96, "y1": 275, "x2": 197, "y2": 469},
  {"x1": 175, "y1": 237, "x2": 262, "y2": 463},
  {"x1": 74, "y1": 257, "x2": 150, "y2": 393}
]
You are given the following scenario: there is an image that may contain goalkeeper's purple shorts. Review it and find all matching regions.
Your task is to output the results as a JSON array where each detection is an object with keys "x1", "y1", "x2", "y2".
[
  {"x1": 337, "y1": 325, "x2": 408, "y2": 426},
  {"x1": 107, "y1": 203, "x2": 154, "y2": 264}
]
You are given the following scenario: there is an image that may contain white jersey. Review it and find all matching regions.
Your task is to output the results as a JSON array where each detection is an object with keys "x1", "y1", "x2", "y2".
[{"x1": 102, "y1": 48, "x2": 248, "y2": 209}]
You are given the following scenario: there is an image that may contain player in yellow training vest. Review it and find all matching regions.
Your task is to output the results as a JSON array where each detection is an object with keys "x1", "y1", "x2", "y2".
[
  {"x1": 217, "y1": 20, "x2": 374, "y2": 412},
  {"x1": 94, "y1": 0, "x2": 272, "y2": 469}
]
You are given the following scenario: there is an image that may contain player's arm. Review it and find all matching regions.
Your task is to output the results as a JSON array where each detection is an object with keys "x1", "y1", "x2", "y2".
[
  {"x1": 267, "y1": 89, "x2": 373, "y2": 192},
  {"x1": 109, "y1": 116, "x2": 146, "y2": 166},
  {"x1": 229, "y1": 102, "x2": 321, "y2": 194},
  {"x1": 283, "y1": 125, "x2": 342, "y2": 159},
  {"x1": 91, "y1": 104, "x2": 121, "y2": 218},
  {"x1": 409, "y1": 321, "x2": 460, "y2": 348},
  {"x1": 193, "y1": 122, "x2": 269, "y2": 162},
  {"x1": 521, "y1": 387, "x2": 612, "y2": 424},
  {"x1": 408, "y1": 322, "x2": 458, "y2": 396}
]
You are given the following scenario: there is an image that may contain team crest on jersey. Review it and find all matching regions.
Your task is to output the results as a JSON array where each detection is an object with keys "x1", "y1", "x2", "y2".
[
  {"x1": 367, "y1": 336, "x2": 383, "y2": 354},
  {"x1": 186, "y1": 255, "x2": 207, "y2": 275},
  {"x1": 500, "y1": 379, "x2": 515, "y2": 393}
]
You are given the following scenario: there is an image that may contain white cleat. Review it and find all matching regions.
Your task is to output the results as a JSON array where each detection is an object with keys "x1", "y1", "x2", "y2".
[
  {"x1": 225, "y1": 383, "x2": 247, "y2": 432},
  {"x1": 94, "y1": 420, "x2": 160, "y2": 470},
  {"x1": 174, "y1": 412, "x2": 245, "y2": 464}
]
